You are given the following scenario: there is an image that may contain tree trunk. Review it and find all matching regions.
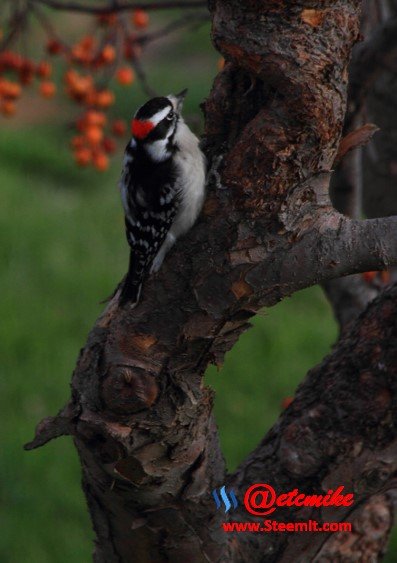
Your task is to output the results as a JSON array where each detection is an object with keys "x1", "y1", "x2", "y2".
[{"x1": 26, "y1": 1, "x2": 397, "y2": 561}]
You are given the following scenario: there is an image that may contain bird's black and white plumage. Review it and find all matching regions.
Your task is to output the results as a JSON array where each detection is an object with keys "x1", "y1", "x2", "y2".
[{"x1": 118, "y1": 90, "x2": 206, "y2": 306}]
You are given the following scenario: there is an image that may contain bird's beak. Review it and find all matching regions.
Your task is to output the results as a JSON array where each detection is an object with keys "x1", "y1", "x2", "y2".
[{"x1": 175, "y1": 88, "x2": 188, "y2": 111}]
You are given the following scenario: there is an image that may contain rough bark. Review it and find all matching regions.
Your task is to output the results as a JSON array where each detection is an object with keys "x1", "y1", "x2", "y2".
[
  {"x1": 322, "y1": 2, "x2": 397, "y2": 557},
  {"x1": 228, "y1": 284, "x2": 397, "y2": 563},
  {"x1": 25, "y1": 1, "x2": 397, "y2": 562}
]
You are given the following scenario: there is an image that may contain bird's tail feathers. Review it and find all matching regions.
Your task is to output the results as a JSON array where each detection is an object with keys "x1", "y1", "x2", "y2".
[
  {"x1": 118, "y1": 278, "x2": 141, "y2": 307},
  {"x1": 118, "y1": 252, "x2": 145, "y2": 307}
]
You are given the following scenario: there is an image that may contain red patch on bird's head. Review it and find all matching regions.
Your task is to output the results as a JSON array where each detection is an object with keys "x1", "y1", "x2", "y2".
[{"x1": 131, "y1": 119, "x2": 155, "y2": 139}]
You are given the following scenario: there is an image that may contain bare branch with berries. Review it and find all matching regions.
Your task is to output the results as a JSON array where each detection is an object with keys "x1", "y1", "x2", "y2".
[{"x1": 0, "y1": 0, "x2": 208, "y2": 170}]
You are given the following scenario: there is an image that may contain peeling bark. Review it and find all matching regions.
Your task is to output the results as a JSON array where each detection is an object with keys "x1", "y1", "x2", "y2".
[{"x1": 25, "y1": 1, "x2": 397, "y2": 561}]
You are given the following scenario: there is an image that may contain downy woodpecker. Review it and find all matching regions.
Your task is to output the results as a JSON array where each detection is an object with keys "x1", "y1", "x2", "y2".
[{"x1": 118, "y1": 90, "x2": 206, "y2": 305}]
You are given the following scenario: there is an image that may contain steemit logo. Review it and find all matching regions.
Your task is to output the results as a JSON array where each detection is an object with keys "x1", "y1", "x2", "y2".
[{"x1": 212, "y1": 486, "x2": 238, "y2": 513}]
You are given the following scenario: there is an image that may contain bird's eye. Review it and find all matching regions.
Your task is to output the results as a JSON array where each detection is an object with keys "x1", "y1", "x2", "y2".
[{"x1": 166, "y1": 110, "x2": 174, "y2": 121}]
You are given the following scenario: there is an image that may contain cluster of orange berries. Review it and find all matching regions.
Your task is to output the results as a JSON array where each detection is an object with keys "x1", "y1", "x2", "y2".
[
  {"x1": 0, "y1": 51, "x2": 56, "y2": 116},
  {"x1": 59, "y1": 9, "x2": 149, "y2": 170},
  {"x1": 0, "y1": 8, "x2": 150, "y2": 171},
  {"x1": 67, "y1": 36, "x2": 136, "y2": 87},
  {"x1": 65, "y1": 69, "x2": 115, "y2": 108},
  {"x1": 71, "y1": 110, "x2": 127, "y2": 171}
]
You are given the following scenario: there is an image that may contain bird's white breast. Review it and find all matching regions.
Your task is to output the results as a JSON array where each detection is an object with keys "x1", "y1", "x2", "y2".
[{"x1": 171, "y1": 121, "x2": 206, "y2": 238}]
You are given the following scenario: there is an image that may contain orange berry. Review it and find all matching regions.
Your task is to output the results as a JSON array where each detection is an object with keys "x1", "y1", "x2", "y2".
[
  {"x1": 95, "y1": 89, "x2": 114, "y2": 108},
  {"x1": 86, "y1": 125, "x2": 104, "y2": 145},
  {"x1": 40, "y1": 81, "x2": 56, "y2": 98},
  {"x1": 217, "y1": 57, "x2": 225, "y2": 71},
  {"x1": 75, "y1": 147, "x2": 92, "y2": 166},
  {"x1": 0, "y1": 80, "x2": 22, "y2": 99},
  {"x1": 0, "y1": 100, "x2": 16, "y2": 117},
  {"x1": 0, "y1": 80, "x2": 22, "y2": 100},
  {"x1": 46, "y1": 39, "x2": 63, "y2": 55},
  {"x1": 65, "y1": 71, "x2": 94, "y2": 102},
  {"x1": 75, "y1": 80, "x2": 92, "y2": 98},
  {"x1": 100, "y1": 45, "x2": 116, "y2": 64},
  {"x1": 112, "y1": 119, "x2": 127, "y2": 136},
  {"x1": 0, "y1": 51, "x2": 23, "y2": 71},
  {"x1": 66, "y1": 69, "x2": 92, "y2": 86},
  {"x1": 85, "y1": 110, "x2": 107, "y2": 127},
  {"x1": 132, "y1": 9, "x2": 149, "y2": 29},
  {"x1": 116, "y1": 66, "x2": 135, "y2": 86},
  {"x1": 37, "y1": 61, "x2": 52, "y2": 79},
  {"x1": 93, "y1": 152, "x2": 109, "y2": 172},
  {"x1": 71, "y1": 36, "x2": 96, "y2": 64},
  {"x1": 71, "y1": 45, "x2": 86, "y2": 63},
  {"x1": 80, "y1": 35, "x2": 95, "y2": 51},
  {"x1": 103, "y1": 137, "x2": 116, "y2": 154}
]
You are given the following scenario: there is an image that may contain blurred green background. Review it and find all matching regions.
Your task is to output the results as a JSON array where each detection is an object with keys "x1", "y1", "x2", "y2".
[{"x1": 1, "y1": 9, "x2": 393, "y2": 563}]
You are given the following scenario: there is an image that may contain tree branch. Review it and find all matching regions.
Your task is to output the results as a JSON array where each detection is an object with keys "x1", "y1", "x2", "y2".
[
  {"x1": 347, "y1": 14, "x2": 397, "y2": 128},
  {"x1": 29, "y1": 0, "x2": 207, "y2": 14},
  {"x1": 314, "y1": 494, "x2": 395, "y2": 562},
  {"x1": 322, "y1": 275, "x2": 378, "y2": 332},
  {"x1": 136, "y1": 12, "x2": 210, "y2": 46},
  {"x1": 361, "y1": 12, "x2": 397, "y2": 220},
  {"x1": 334, "y1": 123, "x2": 378, "y2": 167},
  {"x1": 229, "y1": 283, "x2": 397, "y2": 562}
]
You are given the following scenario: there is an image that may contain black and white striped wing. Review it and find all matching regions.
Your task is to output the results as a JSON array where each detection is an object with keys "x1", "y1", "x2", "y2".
[
  {"x1": 119, "y1": 171, "x2": 179, "y2": 304},
  {"x1": 125, "y1": 183, "x2": 178, "y2": 266}
]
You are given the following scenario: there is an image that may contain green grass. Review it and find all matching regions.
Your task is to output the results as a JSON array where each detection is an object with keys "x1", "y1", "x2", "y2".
[
  {"x1": 1, "y1": 15, "x2": 395, "y2": 563},
  {"x1": 0, "y1": 128, "x2": 121, "y2": 563}
]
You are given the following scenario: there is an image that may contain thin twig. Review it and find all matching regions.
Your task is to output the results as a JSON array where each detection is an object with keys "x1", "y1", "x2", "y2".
[
  {"x1": 136, "y1": 11, "x2": 209, "y2": 45},
  {"x1": 347, "y1": 15, "x2": 397, "y2": 128},
  {"x1": 29, "y1": 2, "x2": 62, "y2": 40},
  {"x1": 118, "y1": 11, "x2": 209, "y2": 97},
  {"x1": 30, "y1": 0, "x2": 207, "y2": 14},
  {"x1": 131, "y1": 56, "x2": 157, "y2": 96},
  {"x1": 0, "y1": 3, "x2": 29, "y2": 51}
]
